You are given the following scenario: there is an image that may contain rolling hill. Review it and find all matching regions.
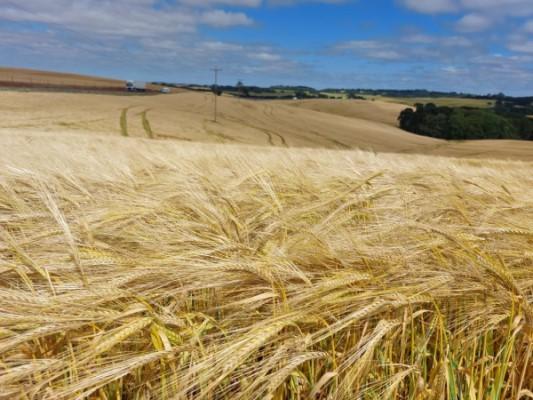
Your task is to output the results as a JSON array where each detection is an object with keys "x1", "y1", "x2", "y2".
[
  {"x1": 0, "y1": 88, "x2": 532, "y2": 160},
  {"x1": 0, "y1": 67, "x2": 124, "y2": 89},
  {"x1": 280, "y1": 98, "x2": 406, "y2": 127},
  {"x1": 1, "y1": 72, "x2": 532, "y2": 399}
]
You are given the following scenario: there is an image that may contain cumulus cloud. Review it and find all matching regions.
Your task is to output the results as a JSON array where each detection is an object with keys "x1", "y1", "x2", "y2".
[
  {"x1": 461, "y1": 0, "x2": 533, "y2": 17},
  {"x1": 249, "y1": 52, "x2": 282, "y2": 61},
  {"x1": 0, "y1": 0, "x2": 352, "y2": 85},
  {"x1": 201, "y1": 10, "x2": 254, "y2": 27},
  {"x1": 0, "y1": 0, "x2": 352, "y2": 36},
  {"x1": 456, "y1": 13, "x2": 492, "y2": 32},
  {"x1": 0, "y1": 0, "x2": 255, "y2": 37},
  {"x1": 400, "y1": 0, "x2": 456, "y2": 14},
  {"x1": 0, "y1": 0, "x2": 531, "y2": 95},
  {"x1": 333, "y1": 40, "x2": 404, "y2": 60},
  {"x1": 332, "y1": 34, "x2": 479, "y2": 62},
  {"x1": 179, "y1": 0, "x2": 262, "y2": 6},
  {"x1": 401, "y1": 0, "x2": 533, "y2": 16},
  {"x1": 330, "y1": 27, "x2": 532, "y2": 95},
  {"x1": 400, "y1": 0, "x2": 533, "y2": 33},
  {"x1": 508, "y1": 38, "x2": 533, "y2": 54},
  {"x1": 268, "y1": 0, "x2": 349, "y2": 5}
]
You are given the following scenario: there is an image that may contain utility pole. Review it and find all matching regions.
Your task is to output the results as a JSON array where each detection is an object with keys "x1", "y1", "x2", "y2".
[{"x1": 211, "y1": 67, "x2": 222, "y2": 122}]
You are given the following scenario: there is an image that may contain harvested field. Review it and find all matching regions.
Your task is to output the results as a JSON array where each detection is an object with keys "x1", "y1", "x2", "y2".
[
  {"x1": 0, "y1": 67, "x2": 124, "y2": 90},
  {"x1": 0, "y1": 133, "x2": 532, "y2": 399},
  {"x1": 0, "y1": 67, "x2": 169, "y2": 93}
]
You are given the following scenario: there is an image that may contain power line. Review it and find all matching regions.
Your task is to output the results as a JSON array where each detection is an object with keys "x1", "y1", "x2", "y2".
[{"x1": 211, "y1": 67, "x2": 222, "y2": 122}]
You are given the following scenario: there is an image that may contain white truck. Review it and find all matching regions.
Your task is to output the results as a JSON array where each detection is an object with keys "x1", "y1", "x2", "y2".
[{"x1": 126, "y1": 80, "x2": 147, "y2": 92}]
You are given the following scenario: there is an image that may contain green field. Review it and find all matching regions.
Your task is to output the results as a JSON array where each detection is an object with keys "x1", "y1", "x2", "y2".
[
  {"x1": 320, "y1": 91, "x2": 347, "y2": 99},
  {"x1": 293, "y1": 93, "x2": 495, "y2": 107},
  {"x1": 363, "y1": 95, "x2": 494, "y2": 108}
]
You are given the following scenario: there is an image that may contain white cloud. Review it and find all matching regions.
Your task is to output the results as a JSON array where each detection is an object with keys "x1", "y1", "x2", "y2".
[
  {"x1": 0, "y1": 0, "x2": 531, "y2": 95},
  {"x1": 401, "y1": 0, "x2": 533, "y2": 18},
  {"x1": 508, "y1": 39, "x2": 533, "y2": 54},
  {"x1": 400, "y1": 0, "x2": 457, "y2": 14},
  {"x1": 333, "y1": 40, "x2": 404, "y2": 60},
  {"x1": 249, "y1": 52, "x2": 282, "y2": 61},
  {"x1": 333, "y1": 34, "x2": 479, "y2": 62},
  {"x1": 201, "y1": 41, "x2": 245, "y2": 52},
  {"x1": 403, "y1": 34, "x2": 436, "y2": 44},
  {"x1": 0, "y1": 0, "x2": 255, "y2": 38},
  {"x1": 201, "y1": 10, "x2": 254, "y2": 27},
  {"x1": 461, "y1": 0, "x2": 533, "y2": 17},
  {"x1": 179, "y1": 0, "x2": 262, "y2": 6},
  {"x1": 268, "y1": 0, "x2": 348, "y2": 5},
  {"x1": 439, "y1": 35, "x2": 474, "y2": 47},
  {"x1": 442, "y1": 65, "x2": 461, "y2": 73},
  {"x1": 456, "y1": 13, "x2": 492, "y2": 32}
]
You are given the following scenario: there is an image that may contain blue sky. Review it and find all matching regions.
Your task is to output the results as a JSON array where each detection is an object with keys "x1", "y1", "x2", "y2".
[{"x1": 0, "y1": 0, "x2": 532, "y2": 95}]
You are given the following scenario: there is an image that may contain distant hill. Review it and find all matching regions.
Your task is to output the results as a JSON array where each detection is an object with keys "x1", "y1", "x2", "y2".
[
  {"x1": 1, "y1": 88, "x2": 533, "y2": 161},
  {"x1": 0, "y1": 67, "x2": 125, "y2": 90},
  {"x1": 281, "y1": 98, "x2": 406, "y2": 127}
]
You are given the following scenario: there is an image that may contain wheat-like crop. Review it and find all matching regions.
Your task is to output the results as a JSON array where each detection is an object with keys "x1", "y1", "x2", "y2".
[{"x1": 0, "y1": 134, "x2": 532, "y2": 399}]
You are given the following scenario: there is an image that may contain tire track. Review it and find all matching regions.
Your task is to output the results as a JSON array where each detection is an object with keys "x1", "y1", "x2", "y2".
[
  {"x1": 265, "y1": 109, "x2": 333, "y2": 147},
  {"x1": 225, "y1": 114, "x2": 277, "y2": 146},
  {"x1": 120, "y1": 107, "x2": 130, "y2": 137},
  {"x1": 255, "y1": 104, "x2": 332, "y2": 147},
  {"x1": 140, "y1": 109, "x2": 155, "y2": 139},
  {"x1": 397, "y1": 142, "x2": 448, "y2": 154},
  {"x1": 270, "y1": 129, "x2": 287, "y2": 147},
  {"x1": 221, "y1": 113, "x2": 287, "y2": 147},
  {"x1": 157, "y1": 133, "x2": 193, "y2": 142},
  {"x1": 202, "y1": 120, "x2": 239, "y2": 143},
  {"x1": 308, "y1": 130, "x2": 351, "y2": 149},
  {"x1": 262, "y1": 104, "x2": 275, "y2": 117}
]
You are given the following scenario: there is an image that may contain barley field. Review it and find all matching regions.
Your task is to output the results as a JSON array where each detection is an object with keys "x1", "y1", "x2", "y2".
[
  {"x1": 1, "y1": 133, "x2": 532, "y2": 399},
  {"x1": 2, "y1": 90, "x2": 533, "y2": 161}
]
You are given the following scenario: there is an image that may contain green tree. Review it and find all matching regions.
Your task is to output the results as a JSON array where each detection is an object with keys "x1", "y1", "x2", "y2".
[
  {"x1": 236, "y1": 80, "x2": 250, "y2": 97},
  {"x1": 294, "y1": 90, "x2": 306, "y2": 99},
  {"x1": 398, "y1": 103, "x2": 528, "y2": 141}
]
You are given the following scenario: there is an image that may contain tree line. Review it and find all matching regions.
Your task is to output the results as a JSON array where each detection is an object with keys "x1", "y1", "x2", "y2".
[{"x1": 398, "y1": 103, "x2": 533, "y2": 141}]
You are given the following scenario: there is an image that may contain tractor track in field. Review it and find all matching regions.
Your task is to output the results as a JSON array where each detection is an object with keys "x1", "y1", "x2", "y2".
[
  {"x1": 156, "y1": 133, "x2": 193, "y2": 142},
  {"x1": 120, "y1": 107, "x2": 131, "y2": 137},
  {"x1": 246, "y1": 104, "x2": 329, "y2": 148},
  {"x1": 220, "y1": 113, "x2": 287, "y2": 147},
  {"x1": 308, "y1": 130, "x2": 351, "y2": 149},
  {"x1": 262, "y1": 104, "x2": 275, "y2": 117},
  {"x1": 396, "y1": 142, "x2": 449, "y2": 154},
  {"x1": 268, "y1": 128, "x2": 288, "y2": 147},
  {"x1": 202, "y1": 120, "x2": 240, "y2": 143},
  {"x1": 139, "y1": 109, "x2": 155, "y2": 139}
]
